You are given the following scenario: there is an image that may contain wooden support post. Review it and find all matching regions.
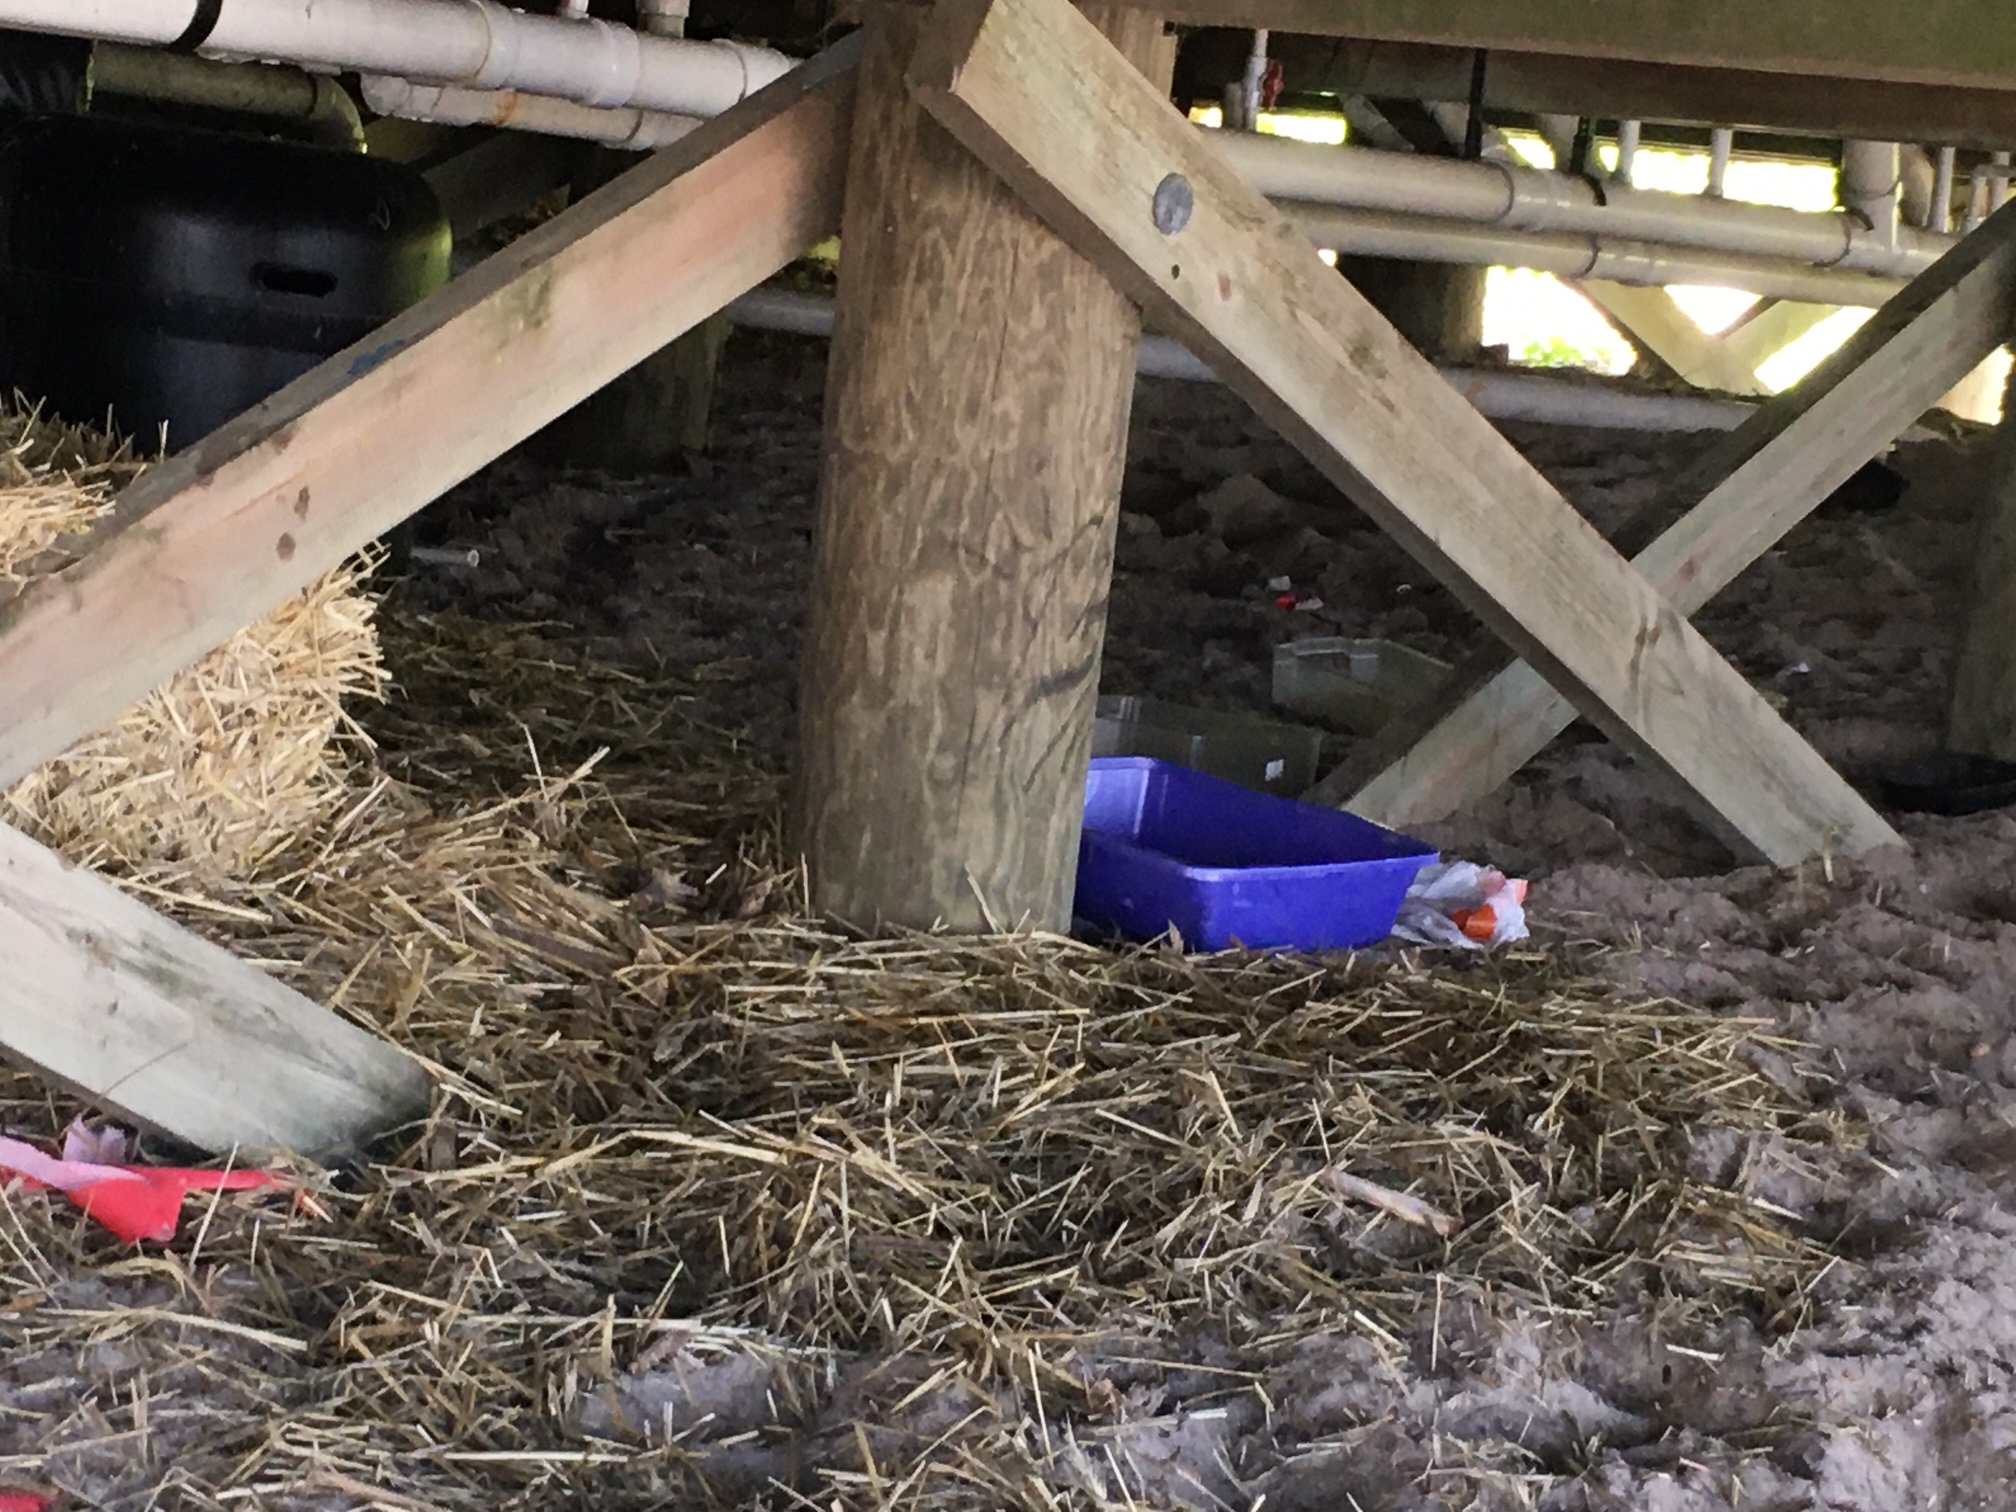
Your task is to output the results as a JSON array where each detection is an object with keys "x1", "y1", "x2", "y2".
[
  {"x1": 0, "y1": 43, "x2": 858, "y2": 791},
  {"x1": 791, "y1": 4, "x2": 1173, "y2": 932},
  {"x1": 1328, "y1": 200, "x2": 2016, "y2": 826},
  {"x1": 1334, "y1": 256, "x2": 1485, "y2": 360},
  {"x1": 1950, "y1": 364, "x2": 2016, "y2": 758},
  {"x1": 537, "y1": 313, "x2": 733, "y2": 468},
  {"x1": 910, "y1": 0, "x2": 1896, "y2": 865},
  {"x1": 0, "y1": 824, "x2": 429, "y2": 1156}
]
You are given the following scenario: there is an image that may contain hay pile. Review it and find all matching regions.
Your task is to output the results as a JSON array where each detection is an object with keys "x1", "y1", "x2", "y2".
[
  {"x1": 0, "y1": 407, "x2": 384, "y2": 882},
  {"x1": 0, "y1": 612, "x2": 1855, "y2": 1512}
]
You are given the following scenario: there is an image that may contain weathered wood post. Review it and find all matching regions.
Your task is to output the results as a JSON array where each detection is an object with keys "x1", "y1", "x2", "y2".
[
  {"x1": 793, "y1": 2, "x2": 1171, "y2": 931},
  {"x1": 1949, "y1": 368, "x2": 2016, "y2": 759}
]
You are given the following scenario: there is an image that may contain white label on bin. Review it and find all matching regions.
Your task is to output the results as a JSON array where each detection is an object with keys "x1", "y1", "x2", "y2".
[{"x1": 1265, "y1": 759, "x2": 1285, "y2": 780}]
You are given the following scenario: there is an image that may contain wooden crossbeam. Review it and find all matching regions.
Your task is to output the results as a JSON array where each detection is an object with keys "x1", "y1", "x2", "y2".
[
  {"x1": 1716, "y1": 300, "x2": 1841, "y2": 380},
  {"x1": 1578, "y1": 283, "x2": 1772, "y2": 397},
  {"x1": 1324, "y1": 200, "x2": 2016, "y2": 827},
  {"x1": 1579, "y1": 287, "x2": 1839, "y2": 399},
  {"x1": 0, "y1": 824, "x2": 429, "y2": 1156},
  {"x1": 910, "y1": 0, "x2": 1896, "y2": 865},
  {"x1": 0, "y1": 41, "x2": 857, "y2": 792},
  {"x1": 1136, "y1": 0, "x2": 2016, "y2": 92}
]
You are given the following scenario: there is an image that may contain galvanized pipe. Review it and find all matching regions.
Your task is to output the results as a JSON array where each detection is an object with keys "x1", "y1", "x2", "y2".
[{"x1": 91, "y1": 40, "x2": 365, "y2": 151}]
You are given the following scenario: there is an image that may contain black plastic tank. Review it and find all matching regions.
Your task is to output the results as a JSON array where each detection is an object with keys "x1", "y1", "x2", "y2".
[{"x1": 0, "y1": 114, "x2": 450, "y2": 449}]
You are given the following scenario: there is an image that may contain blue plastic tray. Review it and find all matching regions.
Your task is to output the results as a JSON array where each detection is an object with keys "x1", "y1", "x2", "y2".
[{"x1": 1075, "y1": 757, "x2": 1436, "y2": 951}]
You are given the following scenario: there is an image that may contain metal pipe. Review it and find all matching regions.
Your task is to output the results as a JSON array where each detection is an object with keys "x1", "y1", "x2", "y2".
[
  {"x1": 91, "y1": 39, "x2": 365, "y2": 151},
  {"x1": 1932, "y1": 146, "x2": 1957, "y2": 234},
  {"x1": 723, "y1": 287, "x2": 1759, "y2": 434},
  {"x1": 1208, "y1": 129, "x2": 1952, "y2": 279},
  {"x1": 359, "y1": 74, "x2": 700, "y2": 149},
  {"x1": 0, "y1": 0, "x2": 794, "y2": 120}
]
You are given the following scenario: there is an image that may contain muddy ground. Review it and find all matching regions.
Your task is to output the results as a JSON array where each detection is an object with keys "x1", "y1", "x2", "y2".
[{"x1": 386, "y1": 328, "x2": 2016, "y2": 1510}]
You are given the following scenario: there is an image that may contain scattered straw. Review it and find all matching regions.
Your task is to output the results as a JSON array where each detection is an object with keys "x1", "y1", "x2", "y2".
[
  {"x1": 0, "y1": 407, "x2": 386, "y2": 883},
  {"x1": 0, "y1": 609, "x2": 1855, "y2": 1511}
]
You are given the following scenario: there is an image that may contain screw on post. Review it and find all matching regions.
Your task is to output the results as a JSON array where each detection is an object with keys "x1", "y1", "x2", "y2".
[{"x1": 1152, "y1": 173, "x2": 1193, "y2": 236}]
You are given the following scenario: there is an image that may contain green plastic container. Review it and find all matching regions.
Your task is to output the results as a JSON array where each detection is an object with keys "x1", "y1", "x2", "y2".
[
  {"x1": 1272, "y1": 638, "x2": 1452, "y2": 735},
  {"x1": 1093, "y1": 695, "x2": 1323, "y2": 798}
]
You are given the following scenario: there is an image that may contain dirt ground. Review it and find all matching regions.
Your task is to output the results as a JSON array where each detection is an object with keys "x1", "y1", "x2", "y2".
[
  {"x1": 9, "y1": 328, "x2": 2016, "y2": 1510},
  {"x1": 396, "y1": 331, "x2": 2016, "y2": 1509}
]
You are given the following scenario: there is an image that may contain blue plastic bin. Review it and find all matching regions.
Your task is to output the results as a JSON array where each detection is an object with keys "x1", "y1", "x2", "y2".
[{"x1": 1075, "y1": 757, "x2": 1436, "y2": 951}]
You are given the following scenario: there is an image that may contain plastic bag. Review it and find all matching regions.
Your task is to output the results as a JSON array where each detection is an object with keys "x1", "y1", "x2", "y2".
[
  {"x1": 0, "y1": 1121, "x2": 282, "y2": 1245},
  {"x1": 1391, "y1": 860, "x2": 1529, "y2": 949}
]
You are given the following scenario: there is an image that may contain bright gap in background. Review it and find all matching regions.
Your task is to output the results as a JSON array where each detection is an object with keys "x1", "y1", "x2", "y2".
[
  {"x1": 1190, "y1": 111, "x2": 2006, "y2": 416},
  {"x1": 1493, "y1": 132, "x2": 1843, "y2": 380},
  {"x1": 1188, "y1": 104, "x2": 1346, "y2": 145}
]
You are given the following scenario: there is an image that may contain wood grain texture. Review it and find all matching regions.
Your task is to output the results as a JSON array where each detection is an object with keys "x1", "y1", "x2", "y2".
[
  {"x1": 1334, "y1": 200, "x2": 2016, "y2": 826},
  {"x1": 1950, "y1": 386, "x2": 2016, "y2": 759},
  {"x1": 0, "y1": 42, "x2": 858, "y2": 791},
  {"x1": 0, "y1": 822, "x2": 429, "y2": 1157},
  {"x1": 1577, "y1": 282, "x2": 1773, "y2": 398},
  {"x1": 792, "y1": 4, "x2": 1170, "y2": 931},
  {"x1": 910, "y1": 0, "x2": 1897, "y2": 865},
  {"x1": 1293, "y1": 41, "x2": 2016, "y2": 154},
  {"x1": 1117, "y1": 0, "x2": 2016, "y2": 91}
]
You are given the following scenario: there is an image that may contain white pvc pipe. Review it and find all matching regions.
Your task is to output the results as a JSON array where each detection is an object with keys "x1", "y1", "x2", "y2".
[
  {"x1": 1614, "y1": 120, "x2": 1640, "y2": 184},
  {"x1": 1841, "y1": 141, "x2": 1902, "y2": 255},
  {"x1": 361, "y1": 75, "x2": 700, "y2": 149},
  {"x1": 636, "y1": 0, "x2": 690, "y2": 39},
  {"x1": 723, "y1": 287, "x2": 1758, "y2": 433},
  {"x1": 0, "y1": 0, "x2": 792, "y2": 118},
  {"x1": 1240, "y1": 29, "x2": 1268, "y2": 134},
  {"x1": 1281, "y1": 203, "x2": 1905, "y2": 307},
  {"x1": 1706, "y1": 127, "x2": 1734, "y2": 198},
  {"x1": 1208, "y1": 129, "x2": 1951, "y2": 281},
  {"x1": 1933, "y1": 147, "x2": 1957, "y2": 235}
]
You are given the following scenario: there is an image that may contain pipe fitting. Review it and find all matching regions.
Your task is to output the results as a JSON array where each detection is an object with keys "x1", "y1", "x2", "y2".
[
  {"x1": 1841, "y1": 139, "x2": 1902, "y2": 257},
  {"x1": 361, "y1": 73, "x2": 700, "y2": 149}
]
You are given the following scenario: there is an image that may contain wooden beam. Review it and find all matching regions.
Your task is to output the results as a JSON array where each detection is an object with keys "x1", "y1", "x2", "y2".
[
  {"x1": 0, "y1": 822, "x2": 429, "y2": 1156},
  {"x1": 1327, "y1": 199, "x2": 2016, "y2": 826},
  {"x1": 1577, "y1": 281, "x2": 1772, "y2": 397},
  {"x1": 1275, "y1": 40, "x2": 2016, "y2": 153},
  {"x1": 1716, "y1": 300, "x2": 1841, "y2": 379},
  {"x1": 793, "y1": 4, "x2": 1172, "y2": 933},
  {"x1": 1134, "y1": 0, "x2": 2016, "y2": 92},
  {"x1": 0, "y1": 41, "x2": 858, "y2": 792},
  {"x1": 910, "y1": 0, "x2": 1897, "y2": 865}
]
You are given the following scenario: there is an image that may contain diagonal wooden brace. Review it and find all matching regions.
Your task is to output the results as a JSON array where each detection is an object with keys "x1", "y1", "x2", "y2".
[
  {"x1": 908, "y1": 0, "x2": 1897, "y2": 864},
  {"x1": 1325, "y1": 197, "x2": 2016, "y2": 827},
  {"x1": 0, "y1": 823, "x2": 430, "y2": 1156},
  {"x1": 0, "y1": 39, "x2": 858, "y2": 791},
  {"x1": 0, "y1": 42, "x2": 855, "y2": 1156}
]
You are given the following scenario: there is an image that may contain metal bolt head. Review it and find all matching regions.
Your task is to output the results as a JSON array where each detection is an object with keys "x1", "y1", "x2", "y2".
[{"x1": 1152, "y1": 173, "x2": 1194, "y2": 235}]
